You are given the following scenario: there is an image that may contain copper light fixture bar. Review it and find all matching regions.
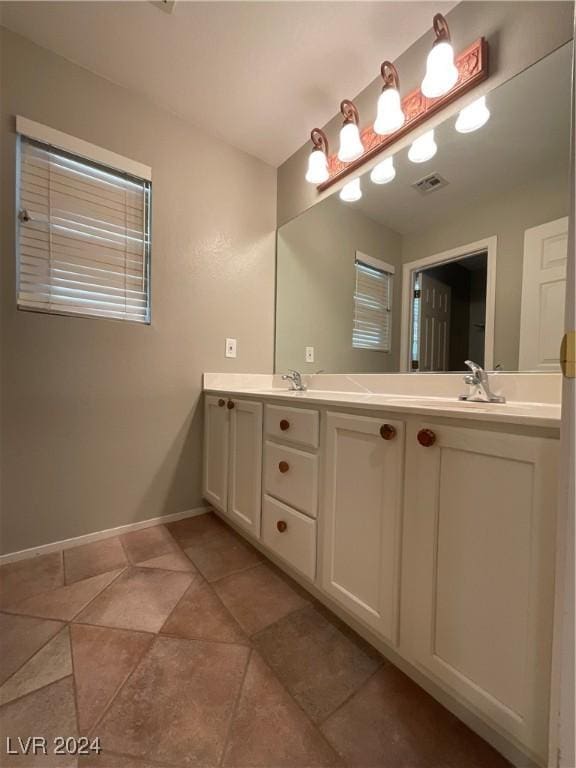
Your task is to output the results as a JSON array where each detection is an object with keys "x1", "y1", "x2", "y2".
[
  {"x1": 318, "y1": 36, "x2": 488, "y2": 192},
  {"x1": 432, "y1": 12, "x2": 451, "y2": 44}
]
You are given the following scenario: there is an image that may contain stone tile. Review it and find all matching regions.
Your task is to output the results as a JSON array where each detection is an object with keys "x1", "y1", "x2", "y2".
[
  {"x1": 161, "y1": 577, "x2": 247, "y2": 645},
  {"x1": 223, "y1": 652, "x2": 342, "y2": 767},
  {"x1": 138, "y1": 551, "x2": 197, "y2": 573},
  {"x1": 0, "y1": 613, "x2": 64, "y2": 686},
  {"x1": 253, "y1": 604, "x2": 381, "y2": 723},
  {"x1": 7, "y1": 570, "x2": 123, "y2": 621},
  {"x1": 320, "y1": 664, "x2": 511, "y2": 768},
  {"x1": 75, "y1": 567, "x2": 193, "y2": 633},
  {"x1": 97, "y1": 635, "x2": 249, "y2": 766},
  {"x1": 0, "y1": 628, "x2": 72, "y2": 707},
  {"x1": 213, "y1": 563, "x2": 309, "y2": 635},
  {"x1": 70, "y1": 624, "x2": 153, "y2": 733},
  {"x1": 120, "y1": 526, "x2": 179, "y2": 564},
  {"x1": 0, "y1": 676, "x2": 77, "y2": 767},
  {"x1": 64, "y1": 538, "x2": 127, "y2": 585},
  {"x1": 0, "y1": 553, "x2": 63, "y2": 609},
  {"x1": 166, "y1": 512, "x2": 228, "y2": 549},
  {"x1": 183, "y1": 525, "x2": 263, "y2": 582}
]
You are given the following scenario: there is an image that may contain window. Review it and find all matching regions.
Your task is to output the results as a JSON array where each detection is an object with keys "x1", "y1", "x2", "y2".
[
  {"x1": 16, "y1": 118, "x2": 151, "y2": 323},
  {"x1": 352, "y1": 251, "x2": 394, "y2": 351}
]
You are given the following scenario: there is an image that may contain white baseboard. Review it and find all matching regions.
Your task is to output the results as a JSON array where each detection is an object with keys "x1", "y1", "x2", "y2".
[{"x1": 0, "y1": 506, "x2": 211, "y2": 566}]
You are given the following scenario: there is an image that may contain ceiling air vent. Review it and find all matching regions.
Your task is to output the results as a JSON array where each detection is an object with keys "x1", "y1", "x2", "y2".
[{"x1": 412, "y1": 173, "x2": 449, "y2": 194}]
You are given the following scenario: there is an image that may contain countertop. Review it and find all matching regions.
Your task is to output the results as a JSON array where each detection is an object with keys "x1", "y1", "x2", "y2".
[{"x1": 203, "y1": 386, "x2": 561, "y2": 430}]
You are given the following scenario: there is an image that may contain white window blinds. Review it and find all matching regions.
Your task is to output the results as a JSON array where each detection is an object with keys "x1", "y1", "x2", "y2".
[
  {"x1": 353, "y1": 253, "x2": 394, "y2": 351},
  {"x1": 17, "y1": 136, "x2": 151, "y2": 323}
]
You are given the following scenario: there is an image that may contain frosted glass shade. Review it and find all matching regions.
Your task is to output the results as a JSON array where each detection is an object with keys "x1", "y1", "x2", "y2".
[
  {"x1": 421, "y1": 41, "x2": 458, "y2": 98},
  {"x1": 374, "y1": 88, "x2": 405, "y2": 135},
  {"x1": 305, "y1": 149, "x2": 329, "y2": 184},
  {"x1": 455, "y1": 96, "x2": 491, "y2": 133},
  {"x1": 408, "y1": 130, "x2": 437, "y2": 163},
  {"x1": 370, "y1": 157, "x2": 396, "y2": 185},
  {"x1": 338, "y1": 122, "x2": 364, "y2": 163},
  {"x1": 339, "y1": 178, "x2": 362, "y2": 202}
]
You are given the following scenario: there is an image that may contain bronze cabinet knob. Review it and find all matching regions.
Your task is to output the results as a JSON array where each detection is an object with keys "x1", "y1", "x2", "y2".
[
  {"x1": 280, "y1": 419, "x2": 290, "y2": 431},
  {"x1": 277, "y1": 520, "x2": 287, "y2": 533},
  {"x1": 380, "y1": 424, "x2": 396, "y2": 440},
  {"x1": 417, "y1": 428, "x2": 436, "y2": 447},
  {"x1": 227, "y1": 400, "x2": 235, "y2": 410},
  {"x1": 218, "y1": 398, "x2": 226, "y2": 407},
  {"x1": 278, "y1": 461, "x2": 290, "y2": 473}
]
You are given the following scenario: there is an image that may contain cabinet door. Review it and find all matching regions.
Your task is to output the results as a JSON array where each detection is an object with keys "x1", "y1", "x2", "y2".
[
  {"x1": 228, "y1": 399, "x2": 263, "y2": 538},
  {"x1": 401, "y1": 422, "x2": 558, "y2": 761},
  {"x1": 322, "y1": 412, "x2": 404, "y2": 644},
  {"x1": 203, "y1": 395, "x2": 229, "y2": 514}
]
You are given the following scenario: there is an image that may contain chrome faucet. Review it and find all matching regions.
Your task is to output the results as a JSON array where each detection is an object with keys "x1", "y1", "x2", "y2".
[
  {"x1": 282, "y1": 370, "x2": 306, "y2": 392},
  {"x1": 459, "y1": 360, "x2": 505, "y2": 403}
]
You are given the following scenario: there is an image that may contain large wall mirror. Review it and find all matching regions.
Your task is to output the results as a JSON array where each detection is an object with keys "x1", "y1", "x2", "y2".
[{"x1": 275, "y1": 43, "x2": 572, "y2": 374}]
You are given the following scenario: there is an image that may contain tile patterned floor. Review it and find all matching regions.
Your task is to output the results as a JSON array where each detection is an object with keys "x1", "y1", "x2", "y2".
[{"x1": 0, "y1": 513, "x2": 511, "y2": 768}]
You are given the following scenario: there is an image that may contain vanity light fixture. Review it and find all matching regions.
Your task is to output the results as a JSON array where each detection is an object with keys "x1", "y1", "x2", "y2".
[
  {"x1": 337, "y1": 100, "x2": 364, "y2": 163},
  {"x1": 421, "y1": 14, "x2": 459, "y2": 98},
  {"x1": 339, "y1": 177, "x2": 362, "y2": 202},
  {"x1": 374, "y1": 62, "x2": 405, "y2": 135},
  {"x1": 305, "y1": 128, "x2": 330, "y2": 184},
  {"x1": 370, "y1": 156, "x2": 396, "y2": 184},
  {"x1": 455, "y1": 95, "x2": 491, "y2": 133},
  {"x1": 408, "y1": 130, "x2": 437, "y2": 163}
]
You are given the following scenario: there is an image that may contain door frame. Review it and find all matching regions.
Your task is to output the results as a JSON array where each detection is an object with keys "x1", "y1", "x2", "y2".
[{"x1": 399, "y1": 236, "x2": 497, "y2": 372}]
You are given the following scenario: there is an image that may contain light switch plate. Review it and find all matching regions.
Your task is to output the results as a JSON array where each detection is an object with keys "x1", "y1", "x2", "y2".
[
  {"x1": 305, "y1": 346, "x2": 315, "y2": 363},
  {"x1": 225, "y1": 338, "x2": 237, "y2": 358}
]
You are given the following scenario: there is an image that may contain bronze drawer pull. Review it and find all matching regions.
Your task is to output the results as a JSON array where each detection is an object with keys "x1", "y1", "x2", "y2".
[
  {"x1": 218, "y1": 398, "x2": 226, "y2": 407},
  {"x1": 417, "y1": 428, "x2": 436, "y2": 447},
  {"x1": 227, "y1": 400, "x2": 235, "y2": 410},
  {"x1": 280, "y1": 419, "x2": 290, "y2": 431},
  {"x1": 277, "y1": 520, "x2": 287, "y2": 533},
  {"x1": 278, "y1": 461, "x2": 290, "y2": 473},
  {"x1": 380, "y1": 424, "x2": 396, "y2": 440}
]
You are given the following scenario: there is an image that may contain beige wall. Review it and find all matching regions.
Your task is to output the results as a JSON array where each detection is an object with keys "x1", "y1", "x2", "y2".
[
  {"x1": 401, "y1": 172, "x2": 570, "y2": 370},
  {"x1": 276, "y1": 197, "x2": 401, "y2": 373},
  {"x1": 0, "y1": 29, "x2": 276, "y2": 555},
  {"x1": 277, "y1": 1, "x2": 574, "y2": 226}
]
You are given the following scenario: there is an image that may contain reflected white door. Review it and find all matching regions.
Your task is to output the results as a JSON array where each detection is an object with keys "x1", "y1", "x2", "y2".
[
  {"x1": 519, "y1": 217, "x2": 568, "y2": 371},
  {"x1": 418, "y1": 273, "x2": 451, "y2": 371}
]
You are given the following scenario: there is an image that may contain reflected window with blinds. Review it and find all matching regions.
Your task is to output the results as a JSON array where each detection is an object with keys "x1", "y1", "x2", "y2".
[
  {"x1": 17, "y1": 134, "x2": 151, "y2": 323},
  {"x1": 352, "y1": 252, "x2": 394, "y2": 351}
]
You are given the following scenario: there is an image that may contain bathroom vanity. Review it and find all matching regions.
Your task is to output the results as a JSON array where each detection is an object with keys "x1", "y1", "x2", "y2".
[{"x1": 202, "y1": 373, "x2": 560, "y2": 766}]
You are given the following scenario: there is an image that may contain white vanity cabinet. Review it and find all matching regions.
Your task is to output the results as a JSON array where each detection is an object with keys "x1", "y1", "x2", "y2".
[
  {"x1": 322, "y1": 412, "x2": 405, "y2": 644},
  {"x1": 400, "y1": 420, "x2": 558, "y2": 761},
  {"x1": 203, "y1": 395, "x2": 262, "y2": 537}
]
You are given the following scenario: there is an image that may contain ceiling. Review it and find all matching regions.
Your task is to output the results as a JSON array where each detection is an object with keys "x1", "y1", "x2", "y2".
[
  {"x1": 0, "y1": 0, "x2": 456, "y2": 167},
  {"x1": 348, "y1": 41, "x2": 572, "y2": 234}
]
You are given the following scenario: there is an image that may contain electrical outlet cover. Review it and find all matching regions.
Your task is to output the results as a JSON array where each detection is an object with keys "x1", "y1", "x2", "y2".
[
  {"x1": 225, "y1": 338, "x2": 237, "y2": 358},
  {"x1": 305, "y1": 346, "x2": 315, "y2": 363}
]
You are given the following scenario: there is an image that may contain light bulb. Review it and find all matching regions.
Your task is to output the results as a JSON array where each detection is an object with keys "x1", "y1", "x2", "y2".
[
  {"x1": 455, "y1": 96, "x2": 490, "y2": 133},
  {"x1": 408, "y1": 130, "x2": 437, "y2": 163},
  {"x1": 370, "y1": 157, "x2": 396, "y2": 185},
  {"x1": 305, "y1": 148, "x2": 329, "y2": 184},
  {"x1": 339, "y1": 178, "x2": 362, "y2": 202},
  {"x1": 421, "y1": 41, "x2": 458, "y2": 98},
  {"x1": 374, "y1": 88, "x2": 405, "y2": 135},
  {"x1": 338, "y1": 122, "x2": 364, "y2": 163}
]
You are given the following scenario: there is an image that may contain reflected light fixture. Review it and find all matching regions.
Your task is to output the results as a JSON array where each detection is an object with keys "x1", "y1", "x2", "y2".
[
  {"x1": 408, "y1": 130, "x2": 437, "y2": 163},
  {"x1": 370, "y1": 156, "x2": 396, "y2": 185},
  {"x1": 421, "y1": 14, "x2": 458, "y2": 98},
  {"x1": 305, "y1": 128, "x2": 330, "y2": 184},
  {"x1": 374, "y1": 62, "x2": 405, "y2": 135},
  {"x1": 337, "y1": 100, "x2": 364, "y2": 163},
  {"x1": 455, "y1": 96, "x2": 490, "y2": 133},
  {"x1": 339, "y1": 177, "x2": 362, "y2": 202}
]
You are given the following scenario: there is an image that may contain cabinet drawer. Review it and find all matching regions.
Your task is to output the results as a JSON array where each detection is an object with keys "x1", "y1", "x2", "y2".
[
  {"x1": 265, "y1": 404, "x2": 319, "y2": 449},
  {"x1": 264, "y1": 441, "x2": 318, "y2": 518},
  {"x1": 262, "y1": 495, "x2": 316, "y2": 580}
]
